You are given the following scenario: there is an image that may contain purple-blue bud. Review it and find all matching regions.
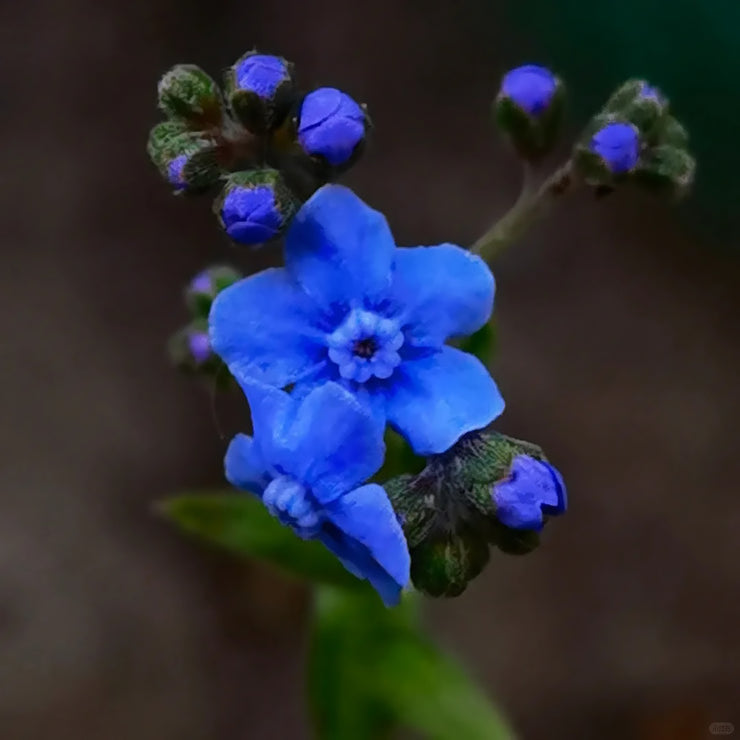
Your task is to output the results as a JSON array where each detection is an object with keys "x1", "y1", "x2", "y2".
[
  {"x1": 220, "y1": 185, "x2": 283, "y2": 245},
  {"x1": 167, "y1": 154, "x2": 188, "y2": 191},
  {"x1": 297, "y1": 87, "x2": 366, "y2": 166},
  {"x1": 235, "y1": 54, "x2": 288, "y2": 99},
  {"x1": 638, "y1": 82, "x2": 662, "y2": 103},
  {"x1": 501, "y1": 64, "x2": 558, "y2": 116},
  {"x1": 189, "y1": 271, "x2": 212, "y2": 295},
  {"x1": 492, "y1": 455, "x2": 567, "y2": 531},
  {"x1": 590, "y1": 122, "x2": 641, "y2": 174},
  {"x1": 187, "y1": 331, "x2": 211, "y2": 364}
]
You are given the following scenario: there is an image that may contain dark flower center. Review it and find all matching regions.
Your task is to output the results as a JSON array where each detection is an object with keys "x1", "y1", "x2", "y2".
[{"x1": 352, "y1": 337, "x2": 377, "y2": 358}]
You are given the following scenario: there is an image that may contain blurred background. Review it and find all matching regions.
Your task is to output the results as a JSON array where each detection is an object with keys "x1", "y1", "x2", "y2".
[{"x1": 1, "y1": 0, "x2": 739, "y2": 738}]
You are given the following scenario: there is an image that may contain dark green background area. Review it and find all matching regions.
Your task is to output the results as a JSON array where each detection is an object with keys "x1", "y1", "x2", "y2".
[{"x1": 471, "y1": 0, "x2": 740, "y2": 246}]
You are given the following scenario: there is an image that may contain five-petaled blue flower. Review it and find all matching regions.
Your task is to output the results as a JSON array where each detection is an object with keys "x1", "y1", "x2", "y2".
[
  {"x1": 210, "y1": 185, "x2": 505, "y2": 455},
  {"x1": 492, "y1": 455, "x2": 567, "y2": 531},
  {"x1": 225, "y1": 379, "x2": 410, "y2": 606},
  {"x1": 500, "y1": 64, "x2": 558, "y2": 116},
  {"x1": 590, "y1": 121, "x2": 641, "y2": 174}
]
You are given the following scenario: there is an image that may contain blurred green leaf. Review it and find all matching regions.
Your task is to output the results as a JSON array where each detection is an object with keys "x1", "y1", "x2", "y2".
[
  {"x1": 158, "y1": 492, "x2": 364, "y2": 590},
  {"x1": 457, "y1": 321, "x2": 497, "y2": 365},
  {"x1": 308, "y1": 586, "x2": 515, "y2": 740},
  {"x1": 377, "y1": 428, "x2": 426, "y2": 480}
]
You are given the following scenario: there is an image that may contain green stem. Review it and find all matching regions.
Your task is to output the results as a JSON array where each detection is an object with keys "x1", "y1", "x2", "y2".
[{"x1": 472, "y1": 160, "x2": 576, "y2": 261}]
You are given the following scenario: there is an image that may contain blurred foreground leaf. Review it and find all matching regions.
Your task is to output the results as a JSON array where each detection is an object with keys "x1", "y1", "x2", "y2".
[
  {"x1": 158, "y1": 492, "x2": 363, "y2": 590},
  {"x1": 457, "y1": 320, "x2": 497, "y2": 365},
  {"x1": 308, "y1": 586, "x2": 515, "y2": 740}
]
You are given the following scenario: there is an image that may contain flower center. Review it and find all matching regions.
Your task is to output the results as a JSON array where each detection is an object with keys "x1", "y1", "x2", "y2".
[
  {"x1": 262, "y1": 476, "x2": 323, "y2": 538},
  {"x1": 326, "y1": 308, "x2": 404, "y2": 384}
]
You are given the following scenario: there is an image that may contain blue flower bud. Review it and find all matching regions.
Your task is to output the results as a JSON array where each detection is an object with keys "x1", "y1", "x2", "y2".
[
  {"x1": 225, "y1": 52, "x2": 295, "y2": 134},
  {"x1": 187, "y1": 331, "x2": 212, "y2": 364},
  {"x1": 491, "y1": 455, "x2": 567, "y2": 531},
  {"x1": 297, "y1": 87, "x2": 367, "y2": 169},
  {"x1": 215, "y1": 170, "x2": 297, "y2": 246},
  {"x1": 494, "y1": 64, "x2": 564, "y2": 161},
  {"x1": 590, "y1": 121, "x2": 641, "y2": 174},
  {"x1": 500, "y1": 64, "x2": 558, "y2": 116}
]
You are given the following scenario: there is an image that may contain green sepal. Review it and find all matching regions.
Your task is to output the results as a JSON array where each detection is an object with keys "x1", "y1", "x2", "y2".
[
  {"x1": 147, "y1": 126, "x2": 223, "y2": 194},
  {"x1": 184, "y1": 264, "x2": 242, "y2": 319},
  {"x1": 633, "y1": 144, "x2": 696, "y2": 199},
  {"x1": 657, "y1": 115, "x2": 690, "y2": 149},
  {"x1": 157, "y1": 64, "x2": 223, "y2": 127},
  {"x1": 493, "y1": 77, "x2": 565, "y2": 161},
  {"x1": 224, "y1": 51, "x2": 296, "y2": 134},
  {"x1": 157, "y1": 492, "x2": 365, "y2": 590},
  {"x1": 409, "y1": 528, "x2": 489, "y2": 598}
]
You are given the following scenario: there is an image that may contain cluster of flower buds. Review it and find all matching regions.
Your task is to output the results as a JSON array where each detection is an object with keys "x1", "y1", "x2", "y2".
[
  {"x1": 168, "y1": 265, "x2": 241, "y2": 384},
  {"x1": 493, "y1": 64, "x2": 565, "y2": 161},
  {"x1": 573, "y1": 79, "x2": 695, "y2": 197},
  {"x1": 147, "y1": 51, "x2": 370, "y2": 247},
  {"x1": 385, "y1": 430, "x2": 566, "y2": 597}
]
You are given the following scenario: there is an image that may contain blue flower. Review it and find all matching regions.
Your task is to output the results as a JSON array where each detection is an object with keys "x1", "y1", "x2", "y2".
[
  {"x1": 590, "y1": 121, "x2": 640, "y2": 174},
  {"x1": 220, "y1": 184, "x2": 283, "y2": 245},
  {"x1": 225, "y1": 380, "x2": 410, "y2": 606},
  {"x1": 500, "y1": 65, "x2": 558, "y2": 116},
  {"x1": 297, "y1": 88, "x2": 366, "y2": 166},
  {"x1": 235, "y1": 54, "x2": 289, "y2": 99},
  {"x1": 210, "y1": 185, "x2": 504, "y2": 455},
  {"x1": 167, "y1": 154, "x2": 188, "y2": 191},
  {"x1": 492, "y1": 455, "x2": 567, "y2": 531}
]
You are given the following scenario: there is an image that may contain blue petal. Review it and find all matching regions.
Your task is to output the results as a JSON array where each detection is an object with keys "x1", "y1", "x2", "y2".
[
  {"x1": 284, "y1": 185, "x2": 396, "y2": 311},
  {"x1": 224, "y1": 433, "x2": 270, "y2": 496},
  {"x1": 393, "y1": 244, "x2": 494, "y2": 347},
  {"x1": 281, "y1": 383, "x2": 386, "y2": 503},
  {"x1": 209, "y1": 268, "x2": 327, "y2": 387},
  {"x1": 322, "y1": 483, "x2": 410, "y2": 606},
  {"x1": 385, "y1": 347, "x2": 505, "y2": 455}
]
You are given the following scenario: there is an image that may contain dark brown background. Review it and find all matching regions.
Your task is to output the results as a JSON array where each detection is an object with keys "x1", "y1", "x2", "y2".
[{"x1": 1, "y1": 1, "x2": 738, "y2": 738}]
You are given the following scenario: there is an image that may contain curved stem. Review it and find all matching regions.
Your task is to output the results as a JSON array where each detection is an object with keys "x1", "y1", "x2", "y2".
[{"x1": 472, "y1": 160, "x2": 576, "y2": 261}]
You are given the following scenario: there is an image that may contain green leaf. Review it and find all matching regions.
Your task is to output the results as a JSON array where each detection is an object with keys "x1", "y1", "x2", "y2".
[
  {"x1": 377, "y1": 428, "x2": 426, "y2": 480},
  {"x1": 158, "y1": 492, "x2": 364, "y2": 590},
  {"x1": 308, "y1": 587, "x2": 515, "y2": 740},
  {"x1": 377, "y1": 637, "x2": 516, "y2": 740}
]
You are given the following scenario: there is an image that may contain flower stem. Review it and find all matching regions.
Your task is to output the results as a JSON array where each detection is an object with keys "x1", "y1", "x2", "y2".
[{"x1": 471, "y1": 160, "x2": 576, "y2": 261}]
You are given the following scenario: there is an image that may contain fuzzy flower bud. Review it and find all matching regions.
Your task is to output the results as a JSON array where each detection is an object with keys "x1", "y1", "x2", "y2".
[
  {"x1": 157, "y1": 64, "x2": 223, "y2": 126},
  {"x1": 494, "y1": 63, "x2": 564, "y2": 161},
  {"x1": 215, "y1": 170, "x2": 297, "y2": 246},
  {"x1": 225, "y1": 52, "x2": 295, "y2": 134},
  {"x1": 384, "y1": 430, "x2": 567, "y2": 597},
  {"x1": 147, "y1": 122, "x2": 221, "y2": 194},
  {"x1": 296, "y1": 87, "x2": 368, "y2": 171}
]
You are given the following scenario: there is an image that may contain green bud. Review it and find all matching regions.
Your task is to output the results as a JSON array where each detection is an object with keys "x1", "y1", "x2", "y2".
[
  {"x1": 409, "y1": 528, "x2": 490, "y2": 598},
  {"x1": 185, "y1": 265, "x2": 242, "y2": 318},
  {"x1": 656, "y1": 115, "x2": 689, "y2": 149},
  {"x1": 634, "y1": 145, "x2": 696, "y2": 199},
  {"x1": 224, "y1": 52, "x2": 296, "y2": 134},
  {"x1": 157, "y1": 64, "x2": 223, "y2": 126},
  {"x1": 146, "y1": 124, "x2": 222, "y2": 194}
]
